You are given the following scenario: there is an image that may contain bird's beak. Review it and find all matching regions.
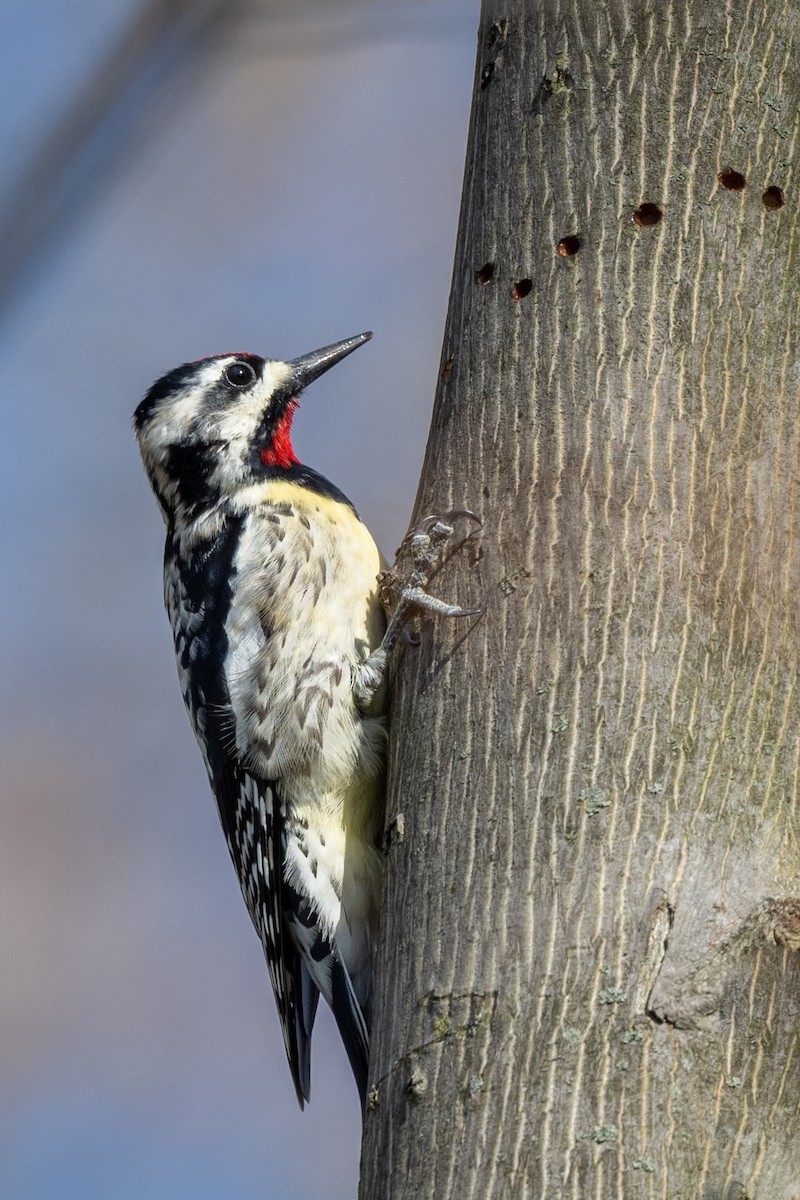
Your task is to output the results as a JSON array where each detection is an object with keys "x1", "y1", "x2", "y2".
[{"x1": 288, "y1": 332, "x2": 372, "y2": 391}]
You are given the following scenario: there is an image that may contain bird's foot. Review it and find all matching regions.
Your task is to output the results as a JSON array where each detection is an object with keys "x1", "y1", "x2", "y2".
[
  {"x1": 355, "y1": 511, "x2": 482, "y2": 708},
  {"x1": 380, "y1": 509, "x2": 483, "y2": 644}
]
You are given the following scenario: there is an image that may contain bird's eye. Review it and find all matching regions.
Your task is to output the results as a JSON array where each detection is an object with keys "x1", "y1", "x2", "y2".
[{"x1": 224, "y1": 361, "x2": 256, "y2": 388}]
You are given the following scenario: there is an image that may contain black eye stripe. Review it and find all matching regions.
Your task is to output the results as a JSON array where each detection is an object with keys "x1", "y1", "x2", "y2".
[{"x1": 224, "y1": 361, "x2": 257, "y2": 388}]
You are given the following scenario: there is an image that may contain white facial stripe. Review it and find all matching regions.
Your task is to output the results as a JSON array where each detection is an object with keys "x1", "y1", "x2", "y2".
[
  {"x1": 137, "y1": 360, "x2": 225, "y2": 461},
  {"x1": 137, "y1": 355, "x2": 299, "y2": 514},
  {"x1": 212, "y1": 359, "x2": 294, "y2": 447},
  {"x1": 205, "y1": 358, "x2": 295, "y2": 492},
  {"x1": 140, "y1": 357, "x2": 294, "y2": 456}
]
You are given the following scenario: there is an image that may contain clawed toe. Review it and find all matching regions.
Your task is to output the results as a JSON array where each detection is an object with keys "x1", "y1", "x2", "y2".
[
  {"x1": 401, "y1": 585, "x2": 482, "y2": 621},
  {"x1": 373, "y1": 508, "x2": 482, "y2": 663},
  {"x1": 410, "y1": 509, "x2": 482, "y2": 540},
  {"x1": 403, "y1": 509, "x2": 482, "y2": 585}
]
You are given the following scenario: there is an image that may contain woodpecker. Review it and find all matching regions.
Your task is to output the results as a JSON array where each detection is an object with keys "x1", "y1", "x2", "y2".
[{"x1": 134, "y1": 332, "x2": 475, "y2": 1112}]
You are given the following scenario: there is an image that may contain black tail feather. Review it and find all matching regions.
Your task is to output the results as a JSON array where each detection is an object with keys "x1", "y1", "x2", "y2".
[{"x1": 330, "y1": 957, "x2": 370, "y2": 1113}]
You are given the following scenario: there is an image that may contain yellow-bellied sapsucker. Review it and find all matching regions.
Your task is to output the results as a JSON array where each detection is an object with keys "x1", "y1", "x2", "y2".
[{"x1": 134, "y1": 332, "x2": 476, "y2": 1111}]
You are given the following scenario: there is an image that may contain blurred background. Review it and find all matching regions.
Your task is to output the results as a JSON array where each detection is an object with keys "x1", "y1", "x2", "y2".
[{"x1": 0, "y1": 2, "x2": 476, "y2": 1196}]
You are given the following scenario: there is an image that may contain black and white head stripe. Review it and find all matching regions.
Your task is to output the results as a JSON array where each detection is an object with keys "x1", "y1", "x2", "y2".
[{"x1": 133, "y1": 354, "x2": 296, "y2": 517}]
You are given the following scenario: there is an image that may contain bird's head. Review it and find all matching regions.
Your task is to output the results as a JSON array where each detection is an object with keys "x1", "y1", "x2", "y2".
[{"x1": 134, "y1": 332, "x2": 371, "y2": 520}]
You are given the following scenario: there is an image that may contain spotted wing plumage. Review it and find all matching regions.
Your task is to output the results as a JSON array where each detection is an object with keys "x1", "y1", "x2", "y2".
[
  {"x1": 164, "y1": 524, "x2": 315, "y2": 1103},
  {"x1": 164, "y1": 519, "x2": 369, "y2": 1107},
  {"x1": 213, "y1": 764, "x2": 315, "y2": 1106},
  {"x1": 214, "y1": 763, "x2": 369, "y2": 1105}
]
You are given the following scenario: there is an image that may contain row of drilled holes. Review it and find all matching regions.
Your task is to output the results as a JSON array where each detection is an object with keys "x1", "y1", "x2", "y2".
[
  {"x1": 718, "y1": 168, "x2": 785, "y2": 209},
  {"x1": 477, "y1": 171, "x2": 786, "y2": 290},
  {"x1": 475, "y1": 263, "x2": 532, "y2": 299}
]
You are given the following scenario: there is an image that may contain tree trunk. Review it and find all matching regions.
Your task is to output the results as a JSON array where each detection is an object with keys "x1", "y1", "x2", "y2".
[{"x1": 360, "y1": 2, "x2": 800, "y2": 1197}]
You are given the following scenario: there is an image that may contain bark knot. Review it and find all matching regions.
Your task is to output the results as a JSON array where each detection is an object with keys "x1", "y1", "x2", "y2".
[{"x1": 767, "y1": 897, "x2": 800, "y2": 951}]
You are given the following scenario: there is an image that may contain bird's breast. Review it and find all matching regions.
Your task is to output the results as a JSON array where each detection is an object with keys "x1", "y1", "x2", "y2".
[{"x1": 224, "y1": 480, "x2": 386, "y2": 781}]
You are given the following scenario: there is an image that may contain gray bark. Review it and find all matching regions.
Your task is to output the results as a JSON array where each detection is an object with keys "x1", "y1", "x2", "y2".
[{"x1": 360, "y1": 2, "x2": 800, "y2": 1197}]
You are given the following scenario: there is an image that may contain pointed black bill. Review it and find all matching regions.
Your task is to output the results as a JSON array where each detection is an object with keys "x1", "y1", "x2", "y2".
[{"x1": 288, "y1": 331, "x2": 372, "y2": 391}]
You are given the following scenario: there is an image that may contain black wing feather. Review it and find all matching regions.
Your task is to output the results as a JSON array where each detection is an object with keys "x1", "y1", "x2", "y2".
[
  {"x1": 211, "y1": 756, "x2": 314, "y2": 1107},
  {"x1": 166, "y1": 521, "x2": 316, "y2": 1105}
]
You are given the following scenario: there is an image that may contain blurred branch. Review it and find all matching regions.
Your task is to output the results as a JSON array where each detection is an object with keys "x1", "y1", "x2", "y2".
[
  {"x1": 0, "y1": 0, "x2": 468, "y2": 323},
  {"x1": 226, "y1": 0, "x2": 469, "y2": 53},
  {"x1": 0, "y1": 0, "x2": 234, "y2": 321}
]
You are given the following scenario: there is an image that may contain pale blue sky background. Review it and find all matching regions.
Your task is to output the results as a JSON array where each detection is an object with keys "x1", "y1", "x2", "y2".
[{"x1": 0, "y1": 2, "x2": 477, "y2": 1196}]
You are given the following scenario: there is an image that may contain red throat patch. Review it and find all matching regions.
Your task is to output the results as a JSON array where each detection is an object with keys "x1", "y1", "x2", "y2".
[{"x1": 260, "y1": 400, "x2": 300, "y2": 468}]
